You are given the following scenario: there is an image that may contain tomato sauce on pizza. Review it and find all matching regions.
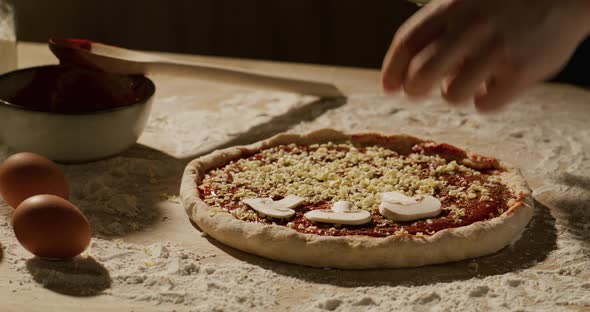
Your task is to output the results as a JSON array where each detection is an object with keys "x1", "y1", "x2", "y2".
[{"x1": 198, "y1": 141, "x2": 515, "y2": 237}]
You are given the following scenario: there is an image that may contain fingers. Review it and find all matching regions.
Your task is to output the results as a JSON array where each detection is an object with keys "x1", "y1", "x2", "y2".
[
  {"x1": 381, "y1": 2, "x2": 451, "y2": 92},
  {"x1": 404, "y1": 18, "x2": 493, "y2": 97},
  {"x1": 381, "y1": 0, "x2": 527, "y2": 112},
  {"x1": 441, "y1": 40, "x2": 503, "y2": 104},
  {"x1": 474, "y1": 77, "x2": 524, "y2": 112},
  {"x1": 473, "y1": 43, "x2": 526, "y2": 113}
]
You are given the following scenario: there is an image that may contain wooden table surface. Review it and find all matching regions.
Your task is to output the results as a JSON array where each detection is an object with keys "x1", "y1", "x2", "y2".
[{"x1": 1, "y1": 42, "x2": 590, "y2": 312}]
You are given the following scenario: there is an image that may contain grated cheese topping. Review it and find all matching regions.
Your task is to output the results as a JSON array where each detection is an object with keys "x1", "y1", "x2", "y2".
[{"x1": 199, "y1": 142, "x2": 512, "y2": 236}]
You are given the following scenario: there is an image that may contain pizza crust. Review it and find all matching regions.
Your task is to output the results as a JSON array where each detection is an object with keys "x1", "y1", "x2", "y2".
[{"x1": 180, "y1": 129, "x2": 534, "y2": 269}]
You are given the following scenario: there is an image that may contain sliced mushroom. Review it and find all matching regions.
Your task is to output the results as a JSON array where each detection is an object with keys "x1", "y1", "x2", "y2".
[
  {"x1": 243, "y1": 194, "x2": 305, "y2": 219},
  {"x1": 331, "y1": 200, "x2": 351, "y2": 213},
  {"x1": 379, "y1": 191, "x2": 441, "y2": 222},
  {"x1": 304, "y1": 200, "x2": 371, "y2": 225},
  {"x1": 276, "y1": 194, "x2": 307, "y2": 209}
]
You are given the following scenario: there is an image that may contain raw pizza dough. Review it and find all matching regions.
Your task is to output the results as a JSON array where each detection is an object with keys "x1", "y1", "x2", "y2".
[{"x1": 180, "y1": 129, "x2": 533, "y2": 269}]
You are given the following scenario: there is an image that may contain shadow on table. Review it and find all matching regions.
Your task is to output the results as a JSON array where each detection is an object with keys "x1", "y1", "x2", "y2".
[
  {"x1": 558, "y1": 172, "x2": 590, "y2": 191},
  {"x1": 15, "y1": 92, "x2": 345, "y2": 240},
  {"x1": 73, "y1": 96, "x2": 345, "y2": 238},
  {"x1": 553, "y1": 172, "x2": 590, "y2": 250},
  {"x1": 69, "y1": 143, "x2": 186, "y2": 238},
  {"x1": 179, "y1": 96, "x2": 347, "y2": 163},
  {"x1": 204, "y1": 199, "x2": 557, "y2": 287},
  {"x1": 26, "y1": 256, "x2": 111, "y2": 296}
]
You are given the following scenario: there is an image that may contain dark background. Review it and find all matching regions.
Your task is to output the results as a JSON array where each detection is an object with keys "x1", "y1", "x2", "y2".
[
  {"x1": 14, "y1": 0, "x2": 589, "y2": 85},
  {"x1": 15, "y1": 0, "x2": 417, "y2": 68}
]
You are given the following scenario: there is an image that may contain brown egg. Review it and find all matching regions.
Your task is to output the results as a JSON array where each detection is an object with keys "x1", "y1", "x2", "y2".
[
  {"x1": 0, "y1": 152, "x2": 69, "y2": 208},
  {"x1": 13, "y1": 194, "x2": 91, "y2": 259}
]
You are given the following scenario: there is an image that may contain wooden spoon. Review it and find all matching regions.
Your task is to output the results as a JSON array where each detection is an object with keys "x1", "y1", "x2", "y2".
[{"x1": 48, "y1": 38, "x2": 345, "y2": 98}]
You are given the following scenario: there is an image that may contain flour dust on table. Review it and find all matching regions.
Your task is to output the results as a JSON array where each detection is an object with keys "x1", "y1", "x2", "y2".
[
  {"x1": 1, "y1": 231, "x2": 282, "y2": 310},
  {"x1": 143, "y1": 91, "x2": 318, "y2": 159},
  {"x1": 1, "y1": 88, "x2": 590, "y2": 311}
]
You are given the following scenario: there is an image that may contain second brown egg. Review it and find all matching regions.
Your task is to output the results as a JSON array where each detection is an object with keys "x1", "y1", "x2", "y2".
[
  {"x1": 13, "y1": 194, "x2": 91, "y2": 259},
  {"x1": 0, "y1": 152, "x2": 69, "y2": 208}
]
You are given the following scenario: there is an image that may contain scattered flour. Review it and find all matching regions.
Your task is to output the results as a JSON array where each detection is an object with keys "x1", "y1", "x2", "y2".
[
  {"x1": 143, "y1": 91, "x2": 317, "y2": 158},
  {"x1": 63, "y1": 154, "x2": 185, "y2": 237},
  {"x1": 1, "y1": 88, "x2": 590, "y2": 311},
  {"x1": 1, "y1": 228, "x2": 281, "y2": 310}
]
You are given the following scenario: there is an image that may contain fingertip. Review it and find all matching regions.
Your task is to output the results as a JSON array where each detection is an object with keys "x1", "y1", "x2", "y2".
[
  {"x1": 441, "y1": 86, "x2": 470, "y2": 106},
  {"x1": 440, "y1": 77, "x2": 465, "y2": 105},
  {"x1": 473, "y1": 95, "x2": 505, "y2": 114},
  {"x1": 403, "y1": 82, "x2": 426, "y2": 98},
  {"x1": 403, "y1": 68, "x2": 434, "y2": 99},
  {"x1": 403, "y1": 84, "x2": 431, "y2": 101},
  {"x1": 474, "y1": 82, "x2": 488, "y2": 98},
  {"x1": 473, "y1": 79, "x2": 522, "y2": 114},
  {"x1": 381, "y1": 73, "x2": 401, "y2": 94}
]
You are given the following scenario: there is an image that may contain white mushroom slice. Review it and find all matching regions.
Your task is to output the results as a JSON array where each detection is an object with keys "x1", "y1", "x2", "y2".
[
  {"x1": 331, "y1": 200, "x2": 351, "y2": 213},
  {"x1": 243, "y1": 195, "x2": 305, "y2": 219},
  {"x1": 304, "y1": 200, "x2": 371, "y2": 225},
  {"x1": 276, "y1": 194, "x2": 306, "y2": 209},
  {"x1": 379, "y1": 191, "x2": 441, "y2": 222}
]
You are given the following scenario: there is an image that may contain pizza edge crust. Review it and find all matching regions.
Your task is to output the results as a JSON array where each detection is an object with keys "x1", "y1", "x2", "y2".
[{"x1": 180, "y1": 128, "x2": 534, "y2": 269}]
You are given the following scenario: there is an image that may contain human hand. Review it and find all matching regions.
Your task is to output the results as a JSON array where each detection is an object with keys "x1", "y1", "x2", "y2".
[{"x1": 381, "y1": 0, "x2": 590, "y2": 112}]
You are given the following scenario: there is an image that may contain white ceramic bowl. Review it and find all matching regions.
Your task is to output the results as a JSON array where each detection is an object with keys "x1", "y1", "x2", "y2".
[{"x1": 0, "y1": 65, "x2": 155, "y2": 163}]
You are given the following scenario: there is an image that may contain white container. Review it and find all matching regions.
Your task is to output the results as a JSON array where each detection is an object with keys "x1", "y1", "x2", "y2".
[
  {"x1": 0, "y1": 0, "x2": 16, "y2": 74},
  {"x1": 0, "y1": 65, "x2": 156, "y2": 163}
]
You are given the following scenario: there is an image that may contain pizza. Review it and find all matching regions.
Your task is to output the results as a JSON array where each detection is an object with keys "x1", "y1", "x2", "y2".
[{"x1": 180, "y1": 129, "x2": 533, "y2": 269}]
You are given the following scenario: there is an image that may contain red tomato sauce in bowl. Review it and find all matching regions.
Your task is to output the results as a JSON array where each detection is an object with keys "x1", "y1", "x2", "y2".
[{"x1": 0, "y1": 65, "x2": 154, "y2": 114}]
